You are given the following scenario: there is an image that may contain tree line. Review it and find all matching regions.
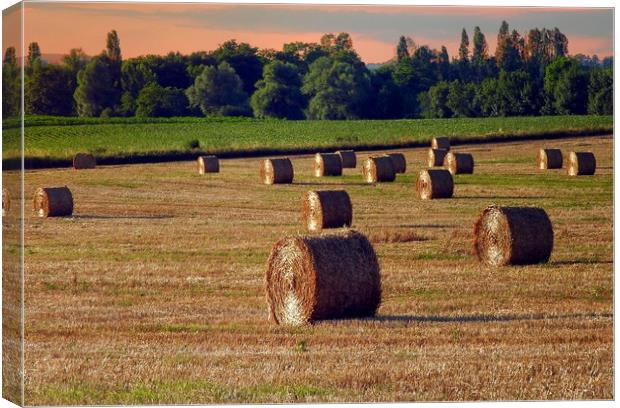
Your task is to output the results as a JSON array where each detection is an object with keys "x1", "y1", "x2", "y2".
[{"x1": 2, "y1": 21, "x2": 613, "y2": 120}]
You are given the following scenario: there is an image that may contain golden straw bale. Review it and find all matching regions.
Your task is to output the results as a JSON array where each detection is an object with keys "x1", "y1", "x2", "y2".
[
  {"x1": 197, "y1": 155, "x2": 220, "y2": 174},
  {"x1": 260, "y1": 158, "x2": 294, "y2": 184},
  {"x1": 302, "y1": 190, "x2": 352, "y2": 233},
  {"x1": 445, "y1": 152, "x2": 474, "y2": 175},
  {"x1": 2, "y1": 188, "x2": 9, "y2": 216},
  {"x1": 386, "y1": 153, "x2": 407, "y2": 173},
  {"x1": 314, "y1": 153, "x2": 343, "y2": 177},
  {"x1": 431, "y1": 136, "x2": 450, "y2": 150},
  {"x1": 265, "y1": 230, "x2": 381, "y2": 325},
  {"x1": 427, "y1": 148, "x2": 448, "y2": 167},
  {"x1": 567, "y1": 151, "x2": 596, "y2": 176},
  {"x1": 336, "y1": 150, "x2": 357, "y2": 168},
  {"x1": 537, "y1": 148, "x2": 563, "y2": 170},
  {"x1": 361, "y1": 156, "x2": 395, "y2": 183},
  {"x1": 474, "y1": 205, "x2": 553, "y2": 267},
  {"x1": 33, "y1": 187, "x2": 73, "y2": 218},
  {"x1": 416, "y1": 169, "x2": 454, "y2": 200}
]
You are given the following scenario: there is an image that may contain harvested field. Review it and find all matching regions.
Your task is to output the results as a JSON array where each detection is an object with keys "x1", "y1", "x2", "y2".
[{"x1": 13, "y1": 134, "x2": 613, "y2": 404}]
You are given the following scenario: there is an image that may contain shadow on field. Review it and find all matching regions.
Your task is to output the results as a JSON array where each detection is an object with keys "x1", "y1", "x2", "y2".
[
  {"x1": 367, "y1": 312, "x2": 612, "y2": 324},
  {"x1": 73, "y1": 214, "x2": 173, "y2": 220},
  {"x1": 396, "y1": 223, "x2": 455, "y2": 229},
  {"x1": 294, "y1": 182, "x2": 369, "y2": 186},
  {"x1": 452, "y1": 196, "x2": 533, "y2": 200},
  {"x1": 550, "y1": 260, "x2": 613, "y2": 265}
]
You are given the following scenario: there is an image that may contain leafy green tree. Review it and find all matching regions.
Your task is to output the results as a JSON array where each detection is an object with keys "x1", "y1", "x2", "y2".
[
  {"x1": 135, "y1": 83, "x2": 187, "y2": 117},
  {"x1": 587, "y1": 68, "x2": 612, "y2": 115},
  {"x1": 477, "y1": 70, "x2": 539, "y2": 117},
  {"x1": 472, "y1": 26, "x2": 488, "y2": 63},
  {"x1": 437, "y1": 46, "x2": 451, "y2": 81},
  {"x1": 3, "y1": 47, "x2": 20, "y2": 117},
  {"x1": 211, "y1": 40, "x2": 263, "y2": 96},
  {"x1": 544, "y1": 57, "x2": 588, "y2": 114},
  {"x1": 446, "y1": 80, "x2": 478, "y2": 117},
  {"x1": 26, "y1": 63, "x2": 75, "y2": 116},
  {"x1": 396, "y1": 36, "x2": 410, "y2": 61},
  {"x1": 186, "y1": 61, "x2": 250, "y2": 116},
  {"x1": 251, "y1": 61, "x2": 306, "y2": 119},
  {"x1": 368, "y1": 66, "x2": 403, "y2": 119},
  {"x1": 459, "y1": 29, "x2": 470, "y2": 62},
  {"x1": 302, "y1": 56, "x2": 371, "y2": 119},
  {"x1": 419, "y1": 81, "x2": 451, "y2": 118},
  {"x1": 74, "y1": 54, "x2": 121, "y2": 117},
  {"x1": 27, "y1": 42, "x2": 41, "y2": 67}
]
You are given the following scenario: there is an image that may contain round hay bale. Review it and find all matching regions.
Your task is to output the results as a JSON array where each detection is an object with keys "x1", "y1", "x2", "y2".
[
  {"x1": 537, "y1": 148, "x2": 563, "y2": 170},
  {"x1": 197, "y1": 155, "x2": 219, "y2": 174},
  {"x1": 431, "y1": 136, "x2": 450, "y2": 150},
  {"x1": 265, "y1": 230, "x2": 381, "y2": 325},
  {"x1": 362, "y1": 156, "x2": 395, "y2": 183},
  {"x1": 474, "y1": 205, "x2": 553, "y2": 267},
  {"x1": 260, "y1": 158, "x2": 294, "y2": 184},
  {"x1": 427, "y1": 148, "x2": 448, "y2": 167},
  {"x1": 445, "y1": 152, "x2": 474, "y2": 175},
  {"x1": 2, "y1": 188, "x2": 9, "y2": 216},
  {"x1": 386, "y1": 153, "x2": 407, "y2": 173},
  {"x1": 33, "y1": 187, "x2": 73, "y2": 218},
  {"x1": 72, "y1": 153, "x2": 96, "y2": 169},
  {"x1": 416, "y1": 169, "x2": 453, "y2": 200},
  {"x1": 336, "y1": 150, "x2": 357, "y2": 168},
  {"x1": 302, "y1": 190, "x2": 352, "y2": 233},
  {"x1": 314, "y1": 153, "x2": 343, "y2": 177},
  {"x1": 567, "y1": 151, "x2": 596, "y2": 176}
]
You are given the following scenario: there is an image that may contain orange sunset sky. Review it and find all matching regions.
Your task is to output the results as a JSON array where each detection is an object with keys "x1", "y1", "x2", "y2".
[{"x1": 3, "y1": 2, "x2": 614, "y2": 63}]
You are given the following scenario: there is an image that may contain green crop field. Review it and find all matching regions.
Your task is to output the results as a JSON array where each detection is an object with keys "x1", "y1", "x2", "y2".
[{"x1": 1, "y1": 115, "x2": 613, "y2": 167}]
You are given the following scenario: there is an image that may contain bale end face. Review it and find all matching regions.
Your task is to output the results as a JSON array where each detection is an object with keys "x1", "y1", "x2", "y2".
[
  {"x1": 314, "y1": 153, "x2": 343, "y2": 177},
  {"x1": 260, "y1": 158, "x2": 294, "y2": 184},
  {"x1": 362, "y1": 156, "x2": 396, "y2": 183},
  {"x1": 416, "y1": 169, "x2": 453, "y2": 200},
  {"x1": 336, "y1": 150, "x2": 357, "y2": 168},
  {"x1": 33, "y1": 187, "x2": 73, "y2": 218},
  {"x1": 567, "y1": 151, "x2": 596, "y2": 176},
  {"x1": 474, "y1": 205, "x2": 553, "y2": 267},
  {"x1": 537, "y1": 148, "x2": 563, "y2": 170},
  {"x1": 265, "y1": 230, "x2": 381, "y2": 325},
  {"x1": 198, "y1": 155, "x2": 220, "y2": 174},
  {"x1": 73, "y1": 153, "x2": 96, "y2": 170},
  {"x1": 302, "y1": 190, "x2": 352, "y2": 233},
  {"x1": 2, "y1": 188, "x2": 9, "y2": 216}
]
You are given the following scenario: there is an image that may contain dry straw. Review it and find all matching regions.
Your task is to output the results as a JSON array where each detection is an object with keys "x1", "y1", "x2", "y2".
[
  {"x1": 197, "y1": 155, "x2": 219, "y2": 174},
  {"x1": 33, "y1": 187, "x2": 73, "y2": 217},
  {"x1": 314, "y1": 153, "x2": 343, "y2": 177},
  {"x1": 265, "y1": 229, "x2": 381, "y2": 325},
  {"x1": 567, "y1": 151, "x2": 596, "y2": 176},
  {"x1": 260, "y1": 158, "x2": 294, "y2": 184},
  {"x1": 362, "y1": 156, "x2": 396, "y2": 183},
  {"x1": 2, "y1": 188, "x2": 9, "y2": 216},
  {"x1": 445, "y1": 152, "x2": 474, "y2": 175},
  {"x1": 72, "y1": 153, "x2": 96, "y2": 169},
  {"x1": 428, "y1": 148, "x2": 448, "y2": 167},
  {"x1": 302, "y1": 190, "x2": 352, "y2": 233},
  {"x1": 431, "y1": 136, "x2": 450, "y2": 150},
  {"x1": 474, "y1": 205, "x2": 553, "y2": 267},
  {"x1": 416, "y1": 169, "x2": 453, "y2": 200},
  {"x1": 386, "y1": 153, "x2": 407, "y2": 173},
  {"x1": 336, "y1": 150, "x2": 357, "y2": 168},
  {"x1": 537, "y1": 148, "x2": 563, "y2": 170}
]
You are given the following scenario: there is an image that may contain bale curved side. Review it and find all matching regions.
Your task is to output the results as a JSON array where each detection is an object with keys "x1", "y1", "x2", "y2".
[
  {"x1": 33, "y1": 187, "x2": 73, "y2": 217},
  {"x1": 260, "y1": 158, "x2": 294, "y2": 184},
  {"x1": 416, "y1": 169, "x2": 453, "y2": 200},
  {"x1": 473, "y1": 205, "x2": 553, "y2": 266},
  {"x1": 314, "y1": 153, "x2": 343, "y2": 177},
  {"x1": 302, "y1": 190, "x2": 352, "y2": 233},
  {"x1": 567, "y1": 152, "x2": 596, "y2": 176},
  {"x1": 73, "y1": 153, "x2": 96, "y2": 170},
  {"x1": 362, "y1": 156, "x2": 396, "y2": 183},
  {"x1": 537, "y1": 149, "x2": 563, "y2": 170},
  {"x1": 427, "y1": 148, "x2": 448, "y2": 167},
  {"x1": 431, "y1": 137, "x2": 450, "y2": 150},
  {"x1": 336, "y1": 150, "x2": 357, "y2": 168},
  {"x1": 2, "y1": 188, "x2": 9, "y2": 216},
  {"x1": 197, "y1": 155, "x2": 220, "y2": 174},
  {"x1": 386, "y1": 153, "x2": 407, "y2": 173},
  {"x1": 445, "y1": 152, "x2": 474, "y2": 175},
  {"x1": 265, "y1": 230, "x2": 381, "y2": 325}
]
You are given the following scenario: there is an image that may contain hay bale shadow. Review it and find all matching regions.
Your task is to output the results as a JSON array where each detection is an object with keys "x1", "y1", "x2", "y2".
[{"x1": 73, "y1": 214, "x2": 173, "y2": 220}]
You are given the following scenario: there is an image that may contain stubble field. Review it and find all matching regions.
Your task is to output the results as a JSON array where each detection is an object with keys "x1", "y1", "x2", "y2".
[{"x1": 12, "y1": 134, "x2": 613, "y2": 404}]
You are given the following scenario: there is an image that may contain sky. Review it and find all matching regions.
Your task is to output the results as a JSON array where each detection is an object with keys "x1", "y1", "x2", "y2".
[{"x1": 3, "y1": 2, "x2": 614, "y2": 63}]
